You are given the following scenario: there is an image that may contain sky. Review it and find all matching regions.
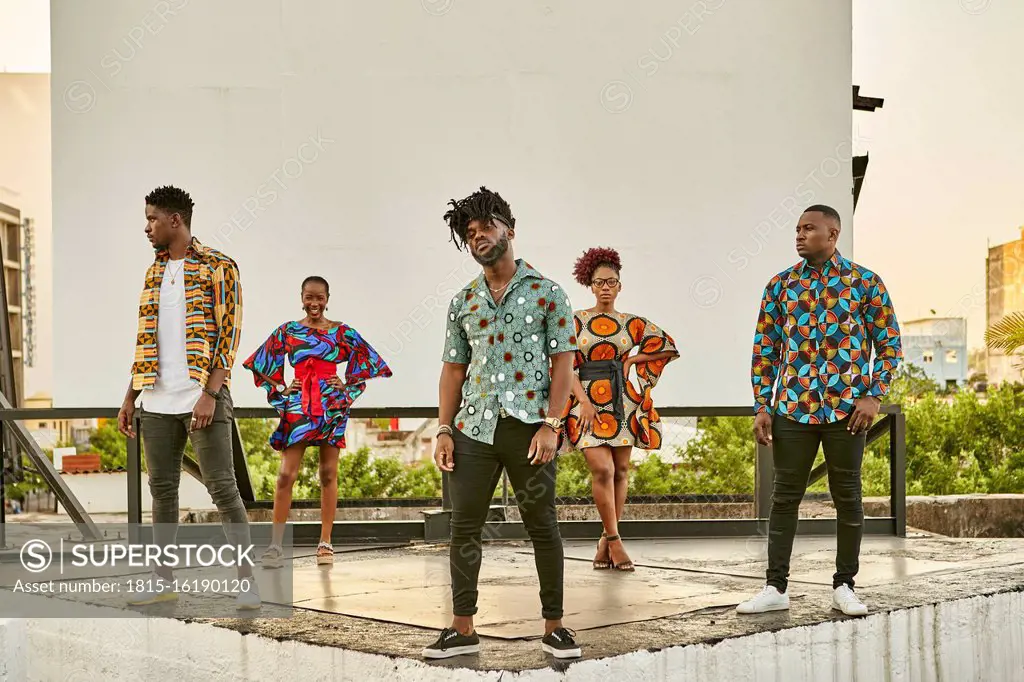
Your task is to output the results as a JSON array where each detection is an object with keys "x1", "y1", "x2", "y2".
[
  {"x1": 852, "y1": 0, "x2": 1024, "y2": 348},
  {"x1": 0, "y1": 0, "x2": 47, "y2": 73},
  {"x1": 1, "y1": 0, "x2": 1022, "y2": 377}
]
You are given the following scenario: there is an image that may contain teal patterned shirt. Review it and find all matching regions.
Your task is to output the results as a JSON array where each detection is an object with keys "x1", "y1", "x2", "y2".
[{"x1": 442, "y1": 259, "x2": 577, "y2": 444}]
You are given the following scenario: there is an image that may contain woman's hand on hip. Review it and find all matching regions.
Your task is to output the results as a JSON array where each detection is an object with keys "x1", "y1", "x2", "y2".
[{"x1": 578, "y1": 399, "x2": 598, "y2": 435}]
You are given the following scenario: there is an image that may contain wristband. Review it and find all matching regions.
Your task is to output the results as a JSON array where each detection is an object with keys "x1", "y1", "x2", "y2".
[{"x1": 436, "y1": 424, "x2": 454, "y2": 437}]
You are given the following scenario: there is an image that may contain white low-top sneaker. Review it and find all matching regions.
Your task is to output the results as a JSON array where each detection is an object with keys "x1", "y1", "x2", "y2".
[
  {"x1": 736, "y1": 585, "x2": 790, "y2": 614},
  {"x1": 236, "y1": 580, "x2": 262, "y2": 611},
  {"x1": 126, "y1": 572, "x2": 178, "y2": 606},
  {"x1": 832, "y1": 584, "x2": 868, "y2": 616}
]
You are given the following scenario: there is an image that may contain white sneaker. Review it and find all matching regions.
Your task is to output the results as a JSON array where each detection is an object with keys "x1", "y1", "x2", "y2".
[
  {"x1": 126, "y1": 572, "x2": 178, "y2": 606},
  {"x1": 261, "y1": 545, "x2": 283, "y2": 569},
  {"x1": 736, "y1": 585, "x2": 790, "y2": 614},
  {"x1": 832, "y1": 584, "x2": 868, "y2": 616},
  {"x1": 236, "y1": 580, "x2": 262, "y2": 610}
]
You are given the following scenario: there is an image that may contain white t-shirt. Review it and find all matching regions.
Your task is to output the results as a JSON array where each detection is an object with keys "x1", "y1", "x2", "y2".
[{"x1": 140, "y1": 259, "x2": 203, "y2": 414}]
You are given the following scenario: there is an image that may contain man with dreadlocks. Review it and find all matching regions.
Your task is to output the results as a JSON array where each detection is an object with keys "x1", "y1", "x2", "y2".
[{"x1": 422, "y1": 186, "x2": 582, "y2": 660}]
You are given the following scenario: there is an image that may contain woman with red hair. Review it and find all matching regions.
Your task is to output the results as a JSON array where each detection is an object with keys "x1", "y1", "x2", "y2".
[{"x1": 566, "y1": 247, "x2": 679, "y2": 571}]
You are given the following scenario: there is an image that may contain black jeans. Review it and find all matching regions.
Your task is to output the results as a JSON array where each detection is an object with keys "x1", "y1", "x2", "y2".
[
  {"x1": 449, "y1": 417, "x2": 564, "y2": 620},
  {"x1": 766, "y1": 413, "x2": 866, "y2": 592}
]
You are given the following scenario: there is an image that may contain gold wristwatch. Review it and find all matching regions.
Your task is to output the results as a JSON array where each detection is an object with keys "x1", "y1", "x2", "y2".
[{"x1": 541, "y1": 417, "x2": 563, "y2": 431}]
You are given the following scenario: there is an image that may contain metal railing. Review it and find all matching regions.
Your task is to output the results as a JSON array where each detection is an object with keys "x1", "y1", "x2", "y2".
[{"x1": 0, "y1": 404, "x2": 906, "y2": 545}]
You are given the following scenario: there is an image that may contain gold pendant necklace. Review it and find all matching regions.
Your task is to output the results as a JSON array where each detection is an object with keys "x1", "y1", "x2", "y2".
[{"x1": 168, "y1": 261, "x2": 184, "y2": 285}]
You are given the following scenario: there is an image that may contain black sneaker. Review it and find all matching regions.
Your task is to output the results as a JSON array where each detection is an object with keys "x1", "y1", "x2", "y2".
[
  {"x1": 541, "y1": 627, "x2": 582, "y2": 659},
  {"x1": 422, "y1": 627, "x2": 481, "y2": 659}
]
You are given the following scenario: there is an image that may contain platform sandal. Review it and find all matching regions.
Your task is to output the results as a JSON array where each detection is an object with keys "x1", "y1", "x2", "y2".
[
  {"x1": 316, "y1": 541, "x2": 334, "y2": 566},
  {"x1": 593, "y1": 532, "x2": 611, "y2": 570},
  {"x1": 605, "y1": 534, "x2": 635, "y2": 572}
]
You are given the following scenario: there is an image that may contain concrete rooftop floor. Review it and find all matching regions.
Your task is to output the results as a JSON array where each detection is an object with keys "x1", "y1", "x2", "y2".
[{"x1": 3, "y1": 525, "x2": 1024, "y2": 673}]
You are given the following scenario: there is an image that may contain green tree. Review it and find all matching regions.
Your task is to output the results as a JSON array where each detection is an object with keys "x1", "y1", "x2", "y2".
[
  {"x1": 554, "y1": 450, "x2": 593, "y2": 497},
  {"x1": 985, "y1": 311, "x2": 1024, "y2": 357},
  {"x1": 4, "y1": 448, "x2": 50, "y2": 502},
  {"x1": 68, "y1": 364, "x2": 1024, "y2": 509},
  {"x1": 90, "y1": 420, "x2": 130, "y2": 470},
  {"x1": 671, "y1": 416, "x2": 756, "y2": 494},
  {"x1": 237, "y1": 418, "x2": 445, "y2": 500},
  {"x1": 398, "y1": 461, "x2": 443, "y2": 497},
  {"x1": 549, "y1": 363, "x2": 1024, "y2": 499}
]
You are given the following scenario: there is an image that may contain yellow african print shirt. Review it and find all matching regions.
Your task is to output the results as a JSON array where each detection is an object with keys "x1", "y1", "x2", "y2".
[{"x1": 130, "y1": 237, "x2": 243, "y2": 391}]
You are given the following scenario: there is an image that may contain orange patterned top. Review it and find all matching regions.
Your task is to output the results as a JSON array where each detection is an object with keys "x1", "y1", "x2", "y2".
[{"x1": 564, "y1": 309, "x2": 679, "y2": 451}]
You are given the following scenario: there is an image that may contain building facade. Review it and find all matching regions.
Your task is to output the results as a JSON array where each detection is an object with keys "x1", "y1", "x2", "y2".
[
  {"x1": 0, "y1": 194, "x2": 25, "y2": 404},
  {"x1": 22, "y1": 392, "x2": 95, "y2": 450},
  {"x1": 986, "y1": 229, "x2": 1024, "y2": 386},
  {"x1": 0, "y1": 73, "x2": 49, "y2": 399},
  {"x1": 901, "y1": 317, "x2": 968, "y2": 390}
]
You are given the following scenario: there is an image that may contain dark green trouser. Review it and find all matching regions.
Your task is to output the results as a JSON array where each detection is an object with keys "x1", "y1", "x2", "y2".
[{"x1": 140, "y1": 386, "x2": 252, "y2": 566}]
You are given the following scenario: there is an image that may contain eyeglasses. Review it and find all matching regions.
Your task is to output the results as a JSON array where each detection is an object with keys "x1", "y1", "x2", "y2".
[{"x1": 591, "y1": 278, "x2": 620, "y2": 289}]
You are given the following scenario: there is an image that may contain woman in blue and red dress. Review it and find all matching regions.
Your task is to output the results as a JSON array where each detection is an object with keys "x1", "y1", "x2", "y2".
[{"x1": 243, "y1": 275, "x2": 392, "y2": 567}]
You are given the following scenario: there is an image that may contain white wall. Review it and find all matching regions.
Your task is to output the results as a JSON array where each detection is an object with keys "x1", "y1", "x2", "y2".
[
  {"x1": 2, "y1": 590, "x2": 1022, "y2": 680},
  {"x1": 56, "y1": 471, "x2": 218, "y2": 514},
  {"x1": 51, "y1": 0, "x2": 853, "y2": 409}
]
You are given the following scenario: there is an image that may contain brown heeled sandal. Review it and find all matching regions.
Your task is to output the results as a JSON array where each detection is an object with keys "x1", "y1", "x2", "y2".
[
  {"x1": 605, "y1": 534, "x2": 635, "y2": 572},
  {"x1": 593, "y1": 532, "x2": 611, "y2": 570}
]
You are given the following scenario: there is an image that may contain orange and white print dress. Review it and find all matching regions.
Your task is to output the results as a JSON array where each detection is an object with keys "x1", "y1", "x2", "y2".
[{"x1": 564, "y1": 310, "x2": 679, "y2": 451}]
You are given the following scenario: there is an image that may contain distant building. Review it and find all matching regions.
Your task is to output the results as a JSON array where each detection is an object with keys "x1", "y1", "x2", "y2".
[
  {"x1": 901, "y1": 317, "x2": 968, "y2": 390},
  {"x1": 0, "y1": 193, "x2": 26, "y2": 404},
  {"x1": 23, "y1": 392, "x2": 95, "y2": 450},
  {"x1": 986, "y1": 229, "x2": 1024, "y2": 385},
  {"x1": 0, "y1": 74, "x2": 48, "y2": 399},
  {"x1": 343, "y1": 418, "x2": 435, "y2": 464}
]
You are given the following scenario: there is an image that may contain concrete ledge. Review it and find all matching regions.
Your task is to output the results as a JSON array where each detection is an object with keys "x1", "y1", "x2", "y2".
[
  {"x1": 3, "y1": 587, "x2": 1022, "y2": 680},
  {"x1": 0, "y1": 618, "x2": 27, "y2": 680},
  {"x1": 865, "y1": 494, "x2": 1024, "y2": 538},
  {"x1": 189, "y1": 495, "x2": 1024, "y2": 538}
]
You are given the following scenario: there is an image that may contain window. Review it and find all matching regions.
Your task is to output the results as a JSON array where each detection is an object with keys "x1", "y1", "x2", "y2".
[
  {"x1": 946, "y1": 350, "x2": 958, "y2": 363},
  {"x1": 922, "y1": 350, "x2": 934, "y2": 363}
]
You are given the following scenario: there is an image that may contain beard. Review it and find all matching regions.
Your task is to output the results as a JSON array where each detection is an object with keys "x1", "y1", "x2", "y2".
[{"x1": 472, "y1": 236, "x2": 509, "y2": 266}]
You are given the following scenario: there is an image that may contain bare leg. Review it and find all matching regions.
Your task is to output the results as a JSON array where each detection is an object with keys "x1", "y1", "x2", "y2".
[
  {"x1": 270, "y1": 444, "x2": 306, "y2": 547},
  {"x1": 452, "y1": 615, "x2": 475, "y2": 636},
  {"x1": 611, "y1": 446, "x2": 632, "y2": 521},
  {"x1": 318, "y1": 445, "x2": 340, "y2": 545},
  {"x1": 584, "y1": 446, "x2": 616, "y2": 566},
  {"x1": 607, "y1": 446, "x2": 634, "y2": 569}
]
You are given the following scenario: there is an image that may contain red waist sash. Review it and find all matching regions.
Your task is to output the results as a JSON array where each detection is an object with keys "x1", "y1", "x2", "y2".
[{"x1": 294, "y1": 358, "x2": 338, "y2": 417}]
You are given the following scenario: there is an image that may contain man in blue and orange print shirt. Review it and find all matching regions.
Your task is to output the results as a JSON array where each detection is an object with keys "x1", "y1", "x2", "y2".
[{"x1": 737, "y1": 204, "x2": 903, "y2": 618}]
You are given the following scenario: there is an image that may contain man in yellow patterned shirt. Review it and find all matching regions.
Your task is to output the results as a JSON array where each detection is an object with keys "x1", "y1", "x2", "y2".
[{"x1": 116, "y1": 185, "x2": 259, "y2": 610}]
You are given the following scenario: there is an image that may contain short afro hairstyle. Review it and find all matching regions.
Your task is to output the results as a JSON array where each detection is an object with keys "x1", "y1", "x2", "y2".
[
  {"x1": 443, "y1": 186, "x2": 515, "y2": 251},
  {"x1": 301, "y1": 275, "x2": 329, "y2": 295},
  {"x1": 573, "y1": 247, "x2": 621, "y2": 287},
  {"x1": 803, "y1": 204, "x2": 841, "y2": 227},
  {"x1": 145, "y1": 185, "x2": 194, "y2": 228}
]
